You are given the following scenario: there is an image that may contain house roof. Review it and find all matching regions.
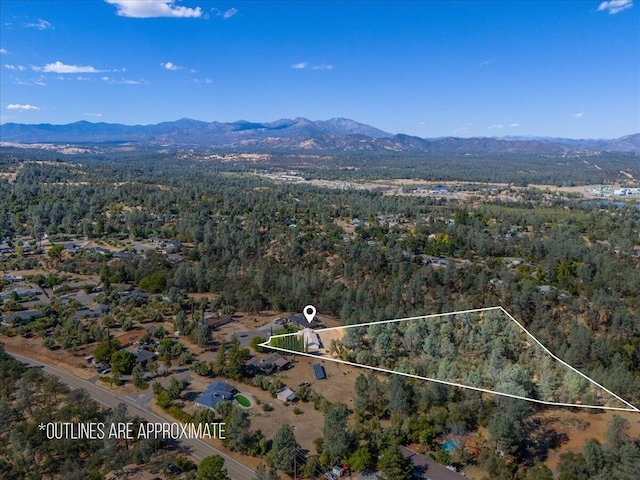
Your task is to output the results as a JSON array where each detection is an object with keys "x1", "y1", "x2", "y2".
[
  {"x1": 289, "y1": 313, "x2": 322, "y2": 328},
  {"x1": 136, "y1": 349, "x2": 156, "y2": 364},
  {"x1": 274, "y1": 357, "x2": 291, "y2": 369},
  {"x1": 301, "y1": 328, "x2": 321, "y2": 351},
  {"x1": 195, "y1": 392, "x2": 226, "y2": 410},
  {"x1": 247, "y1": 353, "x2": 290, "y2": 372},
  {"x1": 206, "y1": 314, "x2": 233, "y2": 328},
  {"x1": 2, "y1": 309, "x2": 42, "y2": 325},
  {"x1": 204, "y1": 380, "x2": 237, "y2": 397},
  {"x1": 196, "y1": 381, "x2": 237, "y2": 410},
  {"x1": 0, "y1": 288, "x2": 38, "y2": 299},
  {"x1": 75, "y1": 304, "x2": 109, "y2": 319},
  {"x1": 277, "y1": 388, "x2": 296, "y2": 402},
  {"x1": 400, "y1": 446, "x2": 466, "y2": 479}
]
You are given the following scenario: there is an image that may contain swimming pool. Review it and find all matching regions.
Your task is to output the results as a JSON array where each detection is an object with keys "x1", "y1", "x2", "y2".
[{"x1": 441, "y1": 440, "x2": 458, "y2": 452}]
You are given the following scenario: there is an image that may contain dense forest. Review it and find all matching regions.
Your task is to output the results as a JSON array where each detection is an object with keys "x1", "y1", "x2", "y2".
[
  {"x1": 2, "y1": 145, "x2": 639, "y2": 185},
  {"x1": 1, "y1": 147, "x2": 639, "y2": 479},
  {"x1": 332, "y1": 309, "x2": 631, "y2": 409}
]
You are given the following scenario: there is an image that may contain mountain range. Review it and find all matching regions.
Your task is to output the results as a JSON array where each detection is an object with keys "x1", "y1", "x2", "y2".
[{"x1": 1, "y1": 117, "x2": 639, "y2": 155}]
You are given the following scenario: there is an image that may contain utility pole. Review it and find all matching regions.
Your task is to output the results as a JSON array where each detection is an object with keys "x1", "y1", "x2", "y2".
[
  {"x1": 293, "y1": 447, "x2": 297, "y2": 480},
  {"x1": 292, "y1": 447, "x2": 298, "y2": 480}
]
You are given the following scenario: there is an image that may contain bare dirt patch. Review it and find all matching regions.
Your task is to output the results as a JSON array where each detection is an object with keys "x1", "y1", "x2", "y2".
[
  {"x1": 3, "y1": 335, "x2": 97, "y2": 379},
  {"x1": 191, "y1": 354, "x2": 360, "y2": 452},
  {"x1": 536, "y1": 409, "x2": 640, "y2": 473}
]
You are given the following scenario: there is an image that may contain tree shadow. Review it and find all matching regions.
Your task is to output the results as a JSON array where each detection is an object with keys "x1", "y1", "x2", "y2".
[{"x1": 522, "y1": 418, "x2": 570, "y2": 466}]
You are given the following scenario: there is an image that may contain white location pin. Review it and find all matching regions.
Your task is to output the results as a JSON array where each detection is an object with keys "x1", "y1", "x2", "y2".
[{"x1": 303, "y1": 305, "x2": 316, "y2": 324}]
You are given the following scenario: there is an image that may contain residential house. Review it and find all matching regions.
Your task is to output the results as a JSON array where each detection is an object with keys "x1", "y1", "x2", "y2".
[
  {"x1": 117, "y1": 289, "x2": 150, "y2": 300},
  {"x1": 2, "y1": 309, "x2": 43, "y2": 325},
  {"x1": 4, "y1": 274, "x2": 23, "y2": 282},
  {"x1": 163, "y1": 241, "x2": 181, "y2": 254},
  {"x1": 246, "y1": 353, "x2": 291, "y2": 375},
  {"x1": 400, "y1": 446, "x2": 466, "y2": 480},
  {"x1": 0, "y1": 288, "x2": 38, "y2": 300},
  {"x1": 87, "y1": 247, "x2": 111, "y2": 255},
  {"x1": 62, "y1": 243, "x2": 82, "y2": 254},
  {"x1": 0, "y1": 241, "x2": 13, "y2": 254},
  {"x1": 113, "y1": 250, "x2": 139, "y2": 259},
  {"x1": 289, "y1": 312, "x2": 322, "y2": 329},
  {"x1": 195, "y1": 381, "x2": 238, "y2": 410},
  {"x1": 206, "y1": 314, "x2": 233, "y2": 329},
  {"x1": 300, "y1": 328, "x2": 321, "y2": 352},
  {"x1": 75, "y1": 304, "x2": 110, "y2": 320},
  {"x1": 135, "y1": 349, "x2": 157, "y2": 366}
]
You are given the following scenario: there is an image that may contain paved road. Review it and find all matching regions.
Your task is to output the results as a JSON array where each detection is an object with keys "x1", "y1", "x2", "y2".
[{"x1": 8, "y1": 351, "x2": 255, "y2": 480}]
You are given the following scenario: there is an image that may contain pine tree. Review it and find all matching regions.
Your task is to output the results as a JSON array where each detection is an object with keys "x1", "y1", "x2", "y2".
[
  {"x1": 378, "y1": 444, "x2": 413, "y2": 480},
  {"x1": 269, "y1": 424, "x2": 299, "y2": 475}
]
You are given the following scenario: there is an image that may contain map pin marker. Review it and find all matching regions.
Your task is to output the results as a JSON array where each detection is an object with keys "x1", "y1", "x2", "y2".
[{"x1": 303, "y1": 305, "x2": 316, "y2": 324}]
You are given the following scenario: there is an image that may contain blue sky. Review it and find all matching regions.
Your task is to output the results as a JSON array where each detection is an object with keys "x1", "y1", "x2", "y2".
[{"x1": 0, "y1": 0, "x2": 638, "y2": 138}]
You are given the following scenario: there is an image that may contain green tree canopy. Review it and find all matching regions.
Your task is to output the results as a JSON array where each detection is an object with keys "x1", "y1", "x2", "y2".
[
  {"x1": 378, "y1": 444, "x2": 413, "y2": 480},
  {"x1": 197, "y1": 455, "x2": 228, "y2": 480},
  {"x1": 110, "y1": 350, "x2": 136, "y2": 375},
  {"x1": 269, "y1": 424, "x2": 299, "y2": 476}
]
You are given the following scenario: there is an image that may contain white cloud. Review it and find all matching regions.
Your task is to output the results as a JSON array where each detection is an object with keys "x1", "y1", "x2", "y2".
[
  {"x1": 292, "y1": 61, "x2": 334, "y2": 70},
  {"x1": 312, "y1": 64, "x2": 334, "y2": 70},
  {"x1": 510, "y1": 123, "x2": 520, "y2": 128},
  {"x1": 479, "y1": 59, "x2": 493, "y2": 67},
  {"x1": 105, "y1": 0, "x2": 203, "y2": 18},
  {"x1": 0, "y1": 48, "x2": 7, "y2": 54},
  {"x1": 488, "y1": 124, "x2": 504, "y2": 130},
  {"x1": 24, "y1": 19, "x2": 52, "y2": 30},
  {"x1": 161, "y1": 61, "x2": 182, "y2": 71},
  {"x1": 194, "y1": 78, "x2": 212, "y2": 84},
  {"x1": 7, "y1": 103, "x2": 40, "y2": 111},
  {"x1": 33, "y1": 80, "x2": 46, "y2": 86},
  {"x1": 573, "y1": 112, "x2": 585, "y2": 118},
  {"x1": 211, "y1": 7, "x2": 238, "y2": 19},
  {"x1": 4, "y1": 64, "x2": 26, "y2": 71},
  {"x1": 598, "y1": 0, "x2": 633, "y2": 14},
  {"x1": 34, "y1": 61, "x2": 106, "y2": 73},
  {"x1": 84, "y1": 112, "x2": 103, "y2": 117},
  {"x1": 101, "y1": 76, "x2": 146, "y2": 84},
  {"x1": 223, "y1": 8, "x2": 238, "y2": 19}
]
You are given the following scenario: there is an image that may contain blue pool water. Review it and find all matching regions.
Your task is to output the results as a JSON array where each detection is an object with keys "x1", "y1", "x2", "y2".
[{"x1": 441, "y1": 440, "x2": 458, "y2": 452}]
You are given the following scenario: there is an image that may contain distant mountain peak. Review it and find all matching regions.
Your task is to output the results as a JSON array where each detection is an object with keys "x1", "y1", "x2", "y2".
[{"x1": 0, "y1": 118, "x2": 638, "y2": 154}]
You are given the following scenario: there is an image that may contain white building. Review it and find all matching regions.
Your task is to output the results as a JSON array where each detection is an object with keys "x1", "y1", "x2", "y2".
[{"x1": 299, "y1": 328, "x2": 321, "y2": 352}]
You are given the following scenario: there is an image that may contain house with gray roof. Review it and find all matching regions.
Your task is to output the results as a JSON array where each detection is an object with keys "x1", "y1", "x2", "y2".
[
  {"x1": 194, "y1": 381, "x2": 238, "y2": 410},
  {"x1": 0, "y1": 288, "x2": 38, "y2": 300},
  {"x1": 2, "y1": 309, "x2": 43, "y2": 325},
  {"x1": 75, "y1": 304, "x2": 110, "y2": 320}
]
